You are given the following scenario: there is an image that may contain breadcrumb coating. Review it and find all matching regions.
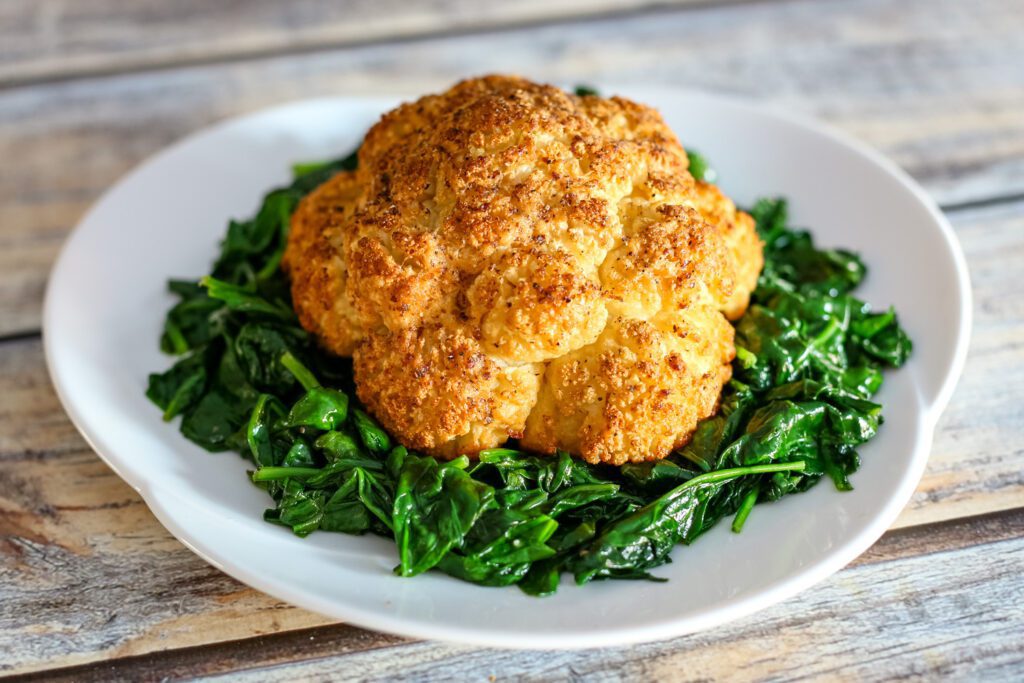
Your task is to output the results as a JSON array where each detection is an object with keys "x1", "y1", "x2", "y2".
[{"x1": 284, "y1": 75, "x2": 763, "y2": 463}]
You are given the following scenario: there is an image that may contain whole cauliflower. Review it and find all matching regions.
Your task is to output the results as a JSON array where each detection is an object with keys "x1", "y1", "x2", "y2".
[{"x1": 284, "y1": 76, "x2": 762, "y2": 464}]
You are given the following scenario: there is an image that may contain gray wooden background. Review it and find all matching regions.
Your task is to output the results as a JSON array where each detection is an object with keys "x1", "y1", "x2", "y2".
[{"x1": 1, "y1": 0, "x2": 1022, "y2": 679}]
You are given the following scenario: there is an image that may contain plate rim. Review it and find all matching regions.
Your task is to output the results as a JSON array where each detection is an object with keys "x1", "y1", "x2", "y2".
[{"x1": 42, "y1": 86, "x2": 972, "y2": 649}]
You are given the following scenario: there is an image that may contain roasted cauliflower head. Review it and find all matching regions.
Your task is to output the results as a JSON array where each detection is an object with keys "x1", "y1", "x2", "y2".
[{"x1": 283, "y1": 75, "x2": 763, "y2": 464}]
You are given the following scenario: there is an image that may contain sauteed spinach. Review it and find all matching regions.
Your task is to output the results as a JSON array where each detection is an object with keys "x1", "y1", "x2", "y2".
[{"x1": 147, "y1": 148, "x2": 910, "y2": 595}]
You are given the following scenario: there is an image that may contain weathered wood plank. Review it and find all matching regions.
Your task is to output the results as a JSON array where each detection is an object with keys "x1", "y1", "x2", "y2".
[
  {"x1": 896, "y1": 199, "x2": 1024, "y2": 528},
  {"x1": 848, "y1": 507, "x2": 1024, "y2": 569},
  {"x1": 2, "y1": 192, "x2": 1023, "y2": 679},
  {"x1": 200, "y1": 535, "x2": 1024, "y2": 682},
  {"x1": 3, "y1": 1, "x2": 1023, "y2": 676},
  {"x1": 13, "y1": 511, "x2": 1024, "y2": 681},
  {"x1": 13, "y1": 625, "x2": 403, "y2": 683},
  {"x1": 2, "y1": 0, "x2": 1023, "y2": 336},
  {"x1": 0, "y1": 336, "x2": 326, "y2": 673},
  {"x1": 0, "y1": 453, "x2": 336, "y2": 676},
  {"x1": 0, "y1": 0, "x2": 721, "y2": 86}
]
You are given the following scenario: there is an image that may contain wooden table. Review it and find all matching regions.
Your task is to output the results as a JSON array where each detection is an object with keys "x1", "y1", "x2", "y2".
[{"x1": 2, "y1": 0, "x2": 1022, "y2": 679}]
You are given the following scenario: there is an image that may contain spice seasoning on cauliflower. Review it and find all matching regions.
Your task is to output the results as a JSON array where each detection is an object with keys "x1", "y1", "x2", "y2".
[{"x1": 283, "y1": 75, "x2": 763, "y2": 464}]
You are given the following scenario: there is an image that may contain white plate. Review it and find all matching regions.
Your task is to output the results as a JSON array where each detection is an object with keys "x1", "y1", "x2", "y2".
[{"x1": 44, "y1": 87, "x2": 971, "y2": 649}]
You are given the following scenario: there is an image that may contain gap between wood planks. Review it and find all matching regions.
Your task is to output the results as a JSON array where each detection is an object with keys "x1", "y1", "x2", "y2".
[
  {"x1": 6, "y1": 505, "x2": 1022, "y2": 683},
  {"x1": 0, "y1": 0, "x2": 781, "y2": 90},
  {"x1": 939, "y1": 190, "x2": 1024, "y2": 214}
]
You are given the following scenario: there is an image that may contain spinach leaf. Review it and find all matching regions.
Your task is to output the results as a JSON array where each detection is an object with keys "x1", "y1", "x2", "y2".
[
  {"x1": 232, "y1": 323, "x2": 308, "y2": 391},
  {"x1": 352, "y1": 409, "x2": 391, "y2": 454},
  {"x1": 285, "y1": 387, "x2": 349, "y2": 431},
  {"x1": 160, "y1": 289, "x2": 223, "y2": 354},
  {"x1": 179, "y1": 384, "x2": 250, "y2": 452},
  {"x1": 246, "y1": 393, "x2": 286, "y2": 467},
  {"x1": 146, "y1": 348, "x2": 210, "y2": 420},
  {"x1": 202, "y1": 276, "x2": 295, "y2": 320},
  {"x1": 567, "y1": 462, "x2": 806, "y2": 583},
  {"x1": 393, "y1": 454, "x2": 495, "y2": 577},
  {"x1": 686, "y1": 149, "x2": 717, "y2": 183}
]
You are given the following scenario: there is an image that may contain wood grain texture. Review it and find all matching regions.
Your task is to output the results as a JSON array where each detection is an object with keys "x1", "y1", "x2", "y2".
[
  {"x1": 2, "y1": 0, "x2": 1023, "y2": 336},
  {"x1": 896, "y1": 199, "x2": 1024, "y2": 528},
  {"x1": 0, "y1": 344, "x2": 330, "y2": 676},
  {"x1": 11, "y1": 508, "x2": 1024, "y2": 682},
  {"x1": 1, "y1": 187, "x2": 1023, "y2": 676},
  {"x1": 0, "y1": 443, "x2": 333, "y2": 672},
  {"x1": 0, "y1": 0, "x2": 720, "y2": 86},
  {"x1": 3, "y1": 0, "x2": 1024, "y2": 678},
  {"x1": 196, "y1": 535, "x2": 1024, "y2": 682},
  {"x1": 176, "y1": 536, "x2": 1024, "y2": 682},
  {"x1": 10, "y1": 512, "x2": 1024, "y2": 681}
]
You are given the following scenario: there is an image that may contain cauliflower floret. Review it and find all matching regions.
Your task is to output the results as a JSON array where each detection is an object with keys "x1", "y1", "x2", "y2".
[
  {"x1": 284, "y1": 75, "x2": 763, "y2": 463},
  {"x1": 282, "y1": 171, "x2": 365, "y2": 355}
]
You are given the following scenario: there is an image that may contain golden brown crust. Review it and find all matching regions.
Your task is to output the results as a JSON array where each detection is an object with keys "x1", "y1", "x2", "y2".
[
  {"x1": 521, "y1": 313, "x2": 734, "y2": 465},
  {"x1": 467, "y1": 247, "x2": 607, "y2": 364},
  {"x1": 286, "y1": 75, "x2": 763, "y2": 463},
  {"x1": 353, "y1": 325, "x2": 542, "y2": 458},
  {"x1": 688, "y1": 180, "x2": 764, "y2": 319},
  {"x1": 283, "y1": 171, "x2": 365, "y2": 356}
]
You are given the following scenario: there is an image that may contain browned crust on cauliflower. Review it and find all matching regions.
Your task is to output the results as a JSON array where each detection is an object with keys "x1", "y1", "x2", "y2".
[
  {"x1": 283, "y1": 171, "x2": 365, "y2": 356},
  {"x1": 283, "y1": 75, "x2": 763, "y2": 463}
]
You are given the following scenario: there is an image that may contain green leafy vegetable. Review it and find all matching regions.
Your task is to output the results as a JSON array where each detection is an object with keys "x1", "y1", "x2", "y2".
[
  {"x1": 393, "y1": 453, "x2": 496, "y2": 576},
  {"x1": 201, "y1": 276, "x2": 294, "y2": 320},
  {"x1": 567, "y1": 461, "x2": 806, "y2": 583},
  {"x1": 686, "y1": 149, "x2": 717, "y2": 183},
  {"x1": 146, "y1": 348, "x2": 210, "y2": 421},
  {"x1": 285, "y1": 387, "x2": 349, "y2": 430},
  {"x1": 352, "y1": 409, "x2": 391, "y2": 454},
  {"x1": 148, "y1": 144, "x2": 911, "y2": 595}
]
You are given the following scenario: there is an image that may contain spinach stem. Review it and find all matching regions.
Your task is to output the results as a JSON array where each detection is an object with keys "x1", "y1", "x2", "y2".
[
  {"x1": 281, "y1": 351, "x2": 321, "y2": 390},
  {"x1": 164, "y1": 319, "x2": 189, "y2": 355},
  {"x1": 686, "y1": 460, "x2": 805, "y2": 486},
  {"x1": 252, "y1": 466, "x2": 323, "y2": 481},
  {"x1": 291, "y1": 160, "x2": 331, "y2": 178},
  {"x1": 731, "y1": 487, "x2": 759, "y2": 533}
]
